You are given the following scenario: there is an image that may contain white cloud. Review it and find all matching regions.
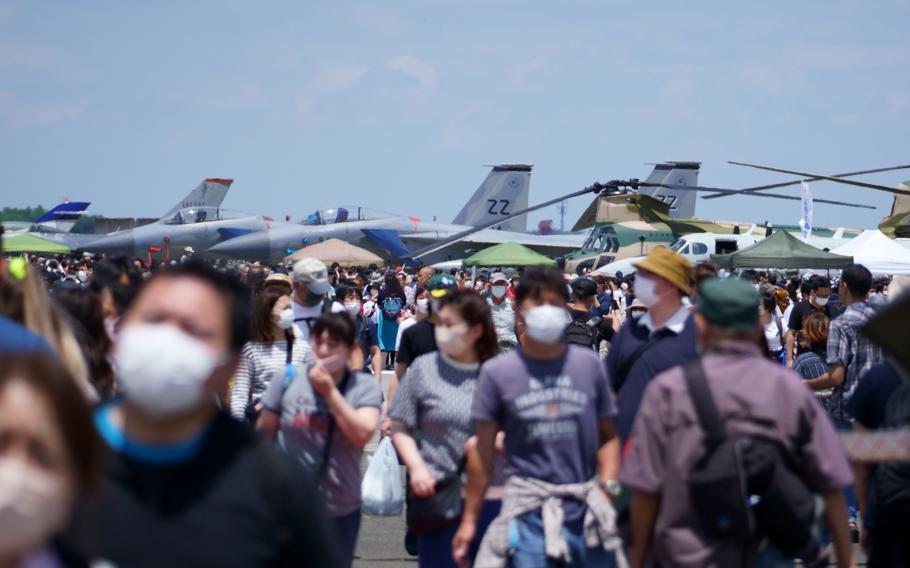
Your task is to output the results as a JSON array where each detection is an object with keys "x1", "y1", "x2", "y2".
[
  {"x1": 385, "y1": 55, "x2": 437, "y2": 91},
  {"x1": 312, "y1": 64, "x2": 369, "y2": 92},
  {"x1": 888, "y1": 94, "x2": 910, "y2": 111}
]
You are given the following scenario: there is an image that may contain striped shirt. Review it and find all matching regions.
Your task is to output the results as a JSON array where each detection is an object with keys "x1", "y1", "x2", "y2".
[
  {"x1": 826, "y1": 297, "x2": 885, "y2": 422},
  {"x1": 231, "y1": 339, "x2": 312, "y2": 420}
]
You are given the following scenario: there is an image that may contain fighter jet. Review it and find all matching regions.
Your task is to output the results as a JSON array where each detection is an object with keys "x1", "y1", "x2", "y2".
[
  {"x1": 4, "y1": 200, "x2": 92, "y2": 234},
  {"x1": 209, "y1": 165, "x2": 586, "y2": 264},
  {"x1": 84, "y1": 179, "x2": 274, "y2": 259}
]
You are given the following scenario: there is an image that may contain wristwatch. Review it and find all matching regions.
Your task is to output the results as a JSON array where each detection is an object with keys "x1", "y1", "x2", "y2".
[{"x1": 600, "y1": 479, "x2": 621, "y2": 497}]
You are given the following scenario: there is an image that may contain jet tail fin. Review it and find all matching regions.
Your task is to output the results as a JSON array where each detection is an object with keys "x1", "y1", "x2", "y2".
[
  {"x1": 637, "y1": 161, "x2": 701, "y2": 219},
  {"x1": 451, "y1": 165, "x2": 531, "y2": 232},
  {"x1": 34, "y1": 201, "x2": 91, "y2": 232},
  {"x1": 160, "y1": 178, "x2": 233, "y2": 220}
]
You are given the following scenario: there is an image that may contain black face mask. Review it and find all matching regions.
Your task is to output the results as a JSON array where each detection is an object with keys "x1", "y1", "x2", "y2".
[{"x1": 301, "y1": 290, "x2": 324, "y2": 307}]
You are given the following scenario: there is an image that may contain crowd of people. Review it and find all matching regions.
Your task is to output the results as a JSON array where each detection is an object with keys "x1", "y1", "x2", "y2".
[{"x1": 0, "y1": 241, "x2": 908, "y2": 568}]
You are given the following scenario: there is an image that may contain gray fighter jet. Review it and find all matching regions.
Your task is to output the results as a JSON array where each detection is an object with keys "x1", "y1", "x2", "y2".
[
  {"x1": 84, "y1": 179, "x2": 275, "y2": 259},
  {"x1": 209, "y1": 165, "x2": 586, "y2": 264}
]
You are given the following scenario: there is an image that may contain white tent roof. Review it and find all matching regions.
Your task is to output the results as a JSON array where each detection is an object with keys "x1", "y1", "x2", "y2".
[{"x1": 830, "y1": 230, "x2": 910, "y2": 276}]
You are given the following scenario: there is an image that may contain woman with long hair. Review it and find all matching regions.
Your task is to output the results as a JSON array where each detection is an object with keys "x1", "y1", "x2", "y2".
[
  {"x1": 390, "y1": 290, "x2": 502, "y2": 568},
  {"x1": 53, "y1": 287, "x2": 116, "y2": 399},
  {"x1": 230, "y1": 286, "x2": 311, "y2": 422},
  {"x1": 0, "y1": 263, "x2": 96, "y2": 402},
  {"x1": 376, "y1": 270, "x2": 407, "y2": 369}
]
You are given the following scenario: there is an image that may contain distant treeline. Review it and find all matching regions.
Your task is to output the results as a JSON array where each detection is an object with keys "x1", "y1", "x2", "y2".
[{"x1": 0, "y1": 206, "x2": 98, "y2": 234}]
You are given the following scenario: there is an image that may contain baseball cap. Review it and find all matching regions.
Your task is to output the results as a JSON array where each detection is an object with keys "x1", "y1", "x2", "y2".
[
  {"x1": 697, "y1": 278, "x2": 759, "y2": 330},
  {"x1": 491, "y1": 272, "x2": 509, "y2": 284},
  {"x1": 292, "y1": 257, "x2": 331, "y2": 295},
  {"x1": 184, "y1": 246, "x2": 195, "y2": 253},
  {"x1": 427, "y1": 273, "x2": 458, "y2": 298}
]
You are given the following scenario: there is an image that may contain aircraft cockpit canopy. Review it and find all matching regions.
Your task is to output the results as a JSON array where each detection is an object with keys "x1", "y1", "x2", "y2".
[
  {"x1": 302, "y1": 207, "x2": 396, "y2": 226},
  {"x1": 163, "y1": 206, "x2": 221, "y2": 225}
]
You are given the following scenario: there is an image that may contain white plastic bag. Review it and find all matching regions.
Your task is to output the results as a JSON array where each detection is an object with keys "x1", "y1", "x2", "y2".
[{"x1": 361, "y1": 437, "x2": 403, "y2": 516}]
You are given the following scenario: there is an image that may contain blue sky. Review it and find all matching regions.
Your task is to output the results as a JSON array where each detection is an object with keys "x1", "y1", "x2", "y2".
[{"x1": 1, "y1": 1, "x2": 908, "y2": 231}]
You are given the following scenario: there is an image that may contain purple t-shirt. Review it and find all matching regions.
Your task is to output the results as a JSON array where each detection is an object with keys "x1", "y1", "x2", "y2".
[{"x1": 474, "y1": 345, "x2": 617, "y2": 519}]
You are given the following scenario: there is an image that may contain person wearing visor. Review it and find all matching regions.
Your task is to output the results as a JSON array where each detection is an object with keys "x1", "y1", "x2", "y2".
[
  {"x1": 487, "y1": 272, "x2": 517, "y2": 351},
  {"x1": 291, "y1": 258, "x2": 346, "y2": 344},
  {"x1": 454, "y1": 268, "x2": 623, "y2": 567},
  {"x1": 606, "y1": 246, "x2": 699, "y2": 442},
  {"x1": 64, "y1": 260, "x2": 341, "y2": 568}
]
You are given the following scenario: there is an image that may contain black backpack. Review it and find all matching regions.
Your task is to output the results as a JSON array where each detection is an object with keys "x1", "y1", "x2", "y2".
[
  {"x1": 564, "y1": 312, "x2": 598, "y2": 349},
  {"x1": 683, "y1": 359, "x2": 825, "y2": 565},
  {"x1": 874, "y1": 383, "x2": 910, "y2": 515}
]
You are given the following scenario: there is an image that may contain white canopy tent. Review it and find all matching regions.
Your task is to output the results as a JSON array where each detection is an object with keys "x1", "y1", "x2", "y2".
[{"x1": 831, "y1": 230, "x2": 910, "y2": 276}]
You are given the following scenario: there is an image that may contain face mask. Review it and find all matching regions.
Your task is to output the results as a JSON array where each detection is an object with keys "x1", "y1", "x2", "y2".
[
  {"x1": 634, "y1": 275, "x2": 662, "y2": 308},
  {"x1": 523, "y1": 305, "x2": 571, "y2": 344},
  {"x1": 104, "y1": 317, "x2": 119, "y2": 343},
  {"x1": 415, "y1": 298, "x2": 429, "y2": 313},
  {"x1": 315, "y1": 352, "x2": 347, "y2": 374},
  {"x1": 435, "y1": 325, "x2": 471, "y2": 357},
  {"x1": 116, "y1": 324, "x2": 221, "y2": 417},
  {"x1": 814, "y1": 295, "x2": 829, "y2": 307},
  {"x1": 491, "y1": 285, "x2": 507, "y2": 299},
  {"x1": 0, "y1": 458, "x2": 69, "y2": 555},
  {"x1": 277, "y1": 308, "x2": 295, "y2": 330},
  {"x1": 77, "y1": 270, "x2": 87, "y2": 282},
  {"x1": 301, "y1": 290, "x2": 324, "y2": 307},
  {"x1": 430, "y1": 298, "x2": 442, "y2": 314},
  {"x1": 343, "y1": 301, "x2": 361, "y2": 317}
]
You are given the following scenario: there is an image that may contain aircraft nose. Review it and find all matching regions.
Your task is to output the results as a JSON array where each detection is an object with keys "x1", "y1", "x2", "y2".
[
  {"x1": 209, "y1": 232, "x2": 271, "y2": 261},
  {"x1": 84, "y1": 232, "x2": 135, "y2": 256}
]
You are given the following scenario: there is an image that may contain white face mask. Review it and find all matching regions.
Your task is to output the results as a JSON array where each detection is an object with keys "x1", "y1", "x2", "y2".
[
  {"x1": 415, "y1": 298, "x2": 429, "y2": 313},
  {"x1": 435, "y1": 325, "x2": 471, "y2": 357},
  {"x1": 314, "y1": 351, "x2": 347, "y2": 374},
  {"x1": 104, "y1": 317, "x2": 119, "y2": 343},
  {"x1": 0, "y1": 458, "x2": 69, "y2": 555},
  {"x1": 634, "y1": 275, "x2": 662, "y2": 308},
  {"x1": 116, "y1": 323, "x2": 221, "y2": 417},
  {"x1": 813, "y1": 295, "x2": 829, "y2": 307},
  {"x1": 523, "y1": 305, "x2": 571, "y2": 344},
  {"x1": 277, "y1": 308, "x2": 295, "y2": 330},
  {"x1": 491, "y1": 285, "x2": 508, "y2": 299},
  {"x1": 77, "y1": 270, "x2": 87, "y2": 282},
  {"x1": 343, "y1": 301, "x2": 361, "y2": 317}
]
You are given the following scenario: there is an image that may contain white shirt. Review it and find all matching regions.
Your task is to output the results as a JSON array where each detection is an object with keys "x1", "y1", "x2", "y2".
[
  {"x1": 763, "y1": 319, "x2": 783, "y2": 352},
  {"x1": 487, "y1": 297, "x2": 517, "y2": 344},
  {"x1": 291, "y1": 299, "x2": 346, "y2": 344},
  {"x1": 638, "y1": 304, "x2": 690, "y2": 335}
]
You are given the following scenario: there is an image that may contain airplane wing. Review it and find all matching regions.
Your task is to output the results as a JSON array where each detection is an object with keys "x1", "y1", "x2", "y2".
[{"x1": 403, "y1": 229, "x2": 585, "y2": 252}]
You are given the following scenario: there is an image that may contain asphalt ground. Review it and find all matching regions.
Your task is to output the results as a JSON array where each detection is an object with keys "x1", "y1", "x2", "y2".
[{"x1": 355, "y1": 373, "x2": 867, "y2": 567}]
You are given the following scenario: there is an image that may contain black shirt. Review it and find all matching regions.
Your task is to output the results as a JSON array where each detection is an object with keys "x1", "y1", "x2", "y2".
[
  {"x1": 397, "y1": 319, "x2": 436, "y2": 367},
  {"x1": 848, "y1": 362, "x2": 902, "y2": 429},
  {"x1": 787, "y1": 299, "x2": 833, "y2": 333},
  {"x1": 64, "y1": 412, "x2": 341, "y2": 568}
]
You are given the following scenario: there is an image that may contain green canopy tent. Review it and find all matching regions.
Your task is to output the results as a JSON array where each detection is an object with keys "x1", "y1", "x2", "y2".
[
  {"x1": 2, "y1": 233, "x2": 72, "y2": 255},
  {"x1": 463, "y1": 242, "x2": 557, "y2": 268},
  {"x1": 710, "y1": 230, "x2": 853, "y2": 270}
]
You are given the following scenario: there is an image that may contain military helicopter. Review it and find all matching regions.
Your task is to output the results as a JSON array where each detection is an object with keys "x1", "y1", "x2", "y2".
[{"x1": 404, "y1": 162, "x2": 910, "y2": 274}]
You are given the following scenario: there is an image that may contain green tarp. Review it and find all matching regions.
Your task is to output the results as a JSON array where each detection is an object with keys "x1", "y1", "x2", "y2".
[
  {"x1": 2, "y1": 233, "x2": 72, "y2": 254},
  {"x1": 463, "y1": 242, "x2": 557, "y2": 268},
  {"x1": 710, "y1": 230, "x2": 853, "y2": 269}
]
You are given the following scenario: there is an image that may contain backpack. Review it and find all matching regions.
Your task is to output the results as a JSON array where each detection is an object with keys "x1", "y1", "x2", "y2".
[
  {"x1": 564, "y1": 313, "x2": 597, "y2": 349},
  {"x1": 874, "y1": 383, "x2": 910, "y2": 515},
  {"x1": 683, "y1": 359, "x2": 825, "y2": 564}
]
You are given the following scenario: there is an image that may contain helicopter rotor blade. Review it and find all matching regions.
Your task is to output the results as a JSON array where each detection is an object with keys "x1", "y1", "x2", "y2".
[
  {"x1": 701, "y1": 164, "x2": 910, "y2": 201},
  {"x1": 653, "y1": 183, "x2": 875, "y2": 209},
  {"x1": 728, "y1": 162, "x2": 910, "y2": 196},
  {"x1": 405, "y1": 184, "x2": 601, "y2": 261}
]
